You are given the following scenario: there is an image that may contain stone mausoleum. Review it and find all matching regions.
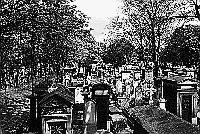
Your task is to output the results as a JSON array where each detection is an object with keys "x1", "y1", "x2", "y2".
[{"x1": 29, "y1": 82, "x2": 74, "y2": 134}]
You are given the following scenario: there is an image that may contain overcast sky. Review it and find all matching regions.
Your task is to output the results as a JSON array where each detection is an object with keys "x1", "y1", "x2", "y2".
[{"x1": 73, "y1": 0, "x2": 122, "y2": 42}]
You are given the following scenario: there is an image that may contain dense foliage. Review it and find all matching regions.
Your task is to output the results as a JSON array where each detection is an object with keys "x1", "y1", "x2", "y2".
[
  {"x1": 0, "y1": 0, "x2": 96, "y2": 89},
  {"x1": 103, "y1": 0, "x2": 185, "y2": 76},
  {"x1": 160, "y1": 25, "x2": 200, "y2": 68},
  {"x1": 0, "y1": 87, "x2": 30, "y2": 134},
  {"x1": 102, "y1": 38, "x2": 134, "y2": 68},
  {"x1": 0, "y1": 0, "x2": 98, "y2": 133}
]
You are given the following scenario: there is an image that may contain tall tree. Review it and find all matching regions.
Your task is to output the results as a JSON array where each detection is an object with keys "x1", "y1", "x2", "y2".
[
  {"x1": 160, "y1": 25, "x2": 200, "y2": 69},
  {"x1": 0, "y1": 0, "x2": 93, "y2": 88},
  {"x1": 121, "y1": 0, "x2": 185, "y2": 77}
]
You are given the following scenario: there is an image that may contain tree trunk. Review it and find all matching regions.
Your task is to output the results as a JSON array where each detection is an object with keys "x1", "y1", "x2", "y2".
[
  {"x1": 0, "y1": 56, "x2": 2, "y2": 89},
  {"x1": 0, "y1": 71, "x2": 2, "y2": 90},
  {"x1": 198, "y1": 50, "x2": 200, "y2": 81},
  {"x1": 151, "y1": 25, "x2": 158, "y2": 78},
  {"x1": 15, "y1": 68, "x2": 19, "y2": 88}
]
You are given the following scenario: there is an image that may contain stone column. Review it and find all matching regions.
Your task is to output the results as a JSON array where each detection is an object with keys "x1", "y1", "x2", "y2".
[{"x1": 159, "y1": 80, "x2": 166, "y2": 110}]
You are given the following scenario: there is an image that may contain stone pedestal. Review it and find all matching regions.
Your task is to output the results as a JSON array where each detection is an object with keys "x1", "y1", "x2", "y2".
[
  {"x1": 197, "y1": 111, "x2": 200, "y2": 125},
  {"x1": 159, "y1": 98, "x2": 166, "y2": 110},
  {"x1": 84, "y1": 124, "x2": 97, "y2": 134},
  {"x1": 192, "y1": 117, "x2": 198, "y2": 125},
  {"x1": 149, "y1": 99, "x2": 154, "y2": 105}
]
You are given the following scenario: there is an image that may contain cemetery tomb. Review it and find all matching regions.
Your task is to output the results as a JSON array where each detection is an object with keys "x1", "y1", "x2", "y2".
[
  {"x1": 91, "y1": 84, "x2": 110, "y2": 130},
  {"x1": 177, "y1": 80, "x2": 198, "y2": 123},
  {"x1": 40, "y1": 93, "x2": 73, "y2": 134},
  {"x1": 29, "y1": 83, "x2": 74, "y2": 134},
  {"x1": 162, "y1": 77, "x2": 198, "y2": 123}
]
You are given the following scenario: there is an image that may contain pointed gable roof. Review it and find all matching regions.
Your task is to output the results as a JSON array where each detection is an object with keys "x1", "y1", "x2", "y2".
[{"x1": 39, "y1": 84, "x2": 75, "y2": 107}]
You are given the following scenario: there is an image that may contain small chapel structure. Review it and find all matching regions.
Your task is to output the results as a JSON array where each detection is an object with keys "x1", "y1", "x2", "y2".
[{"x1": 29, "y1": 81, "x2": 74, "y2": 134}]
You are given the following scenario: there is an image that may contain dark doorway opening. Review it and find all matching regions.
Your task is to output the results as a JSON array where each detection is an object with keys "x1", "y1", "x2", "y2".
[{"x1": 182, "y1": 95, "x2": 192, "y2": 123}]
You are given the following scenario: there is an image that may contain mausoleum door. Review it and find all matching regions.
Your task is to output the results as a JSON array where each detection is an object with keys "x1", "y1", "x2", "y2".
[
  {"x1": 181, "y1": 95, "x2": 192, "y2": 123},
  {"x1": 96, "y1": 97, "x2": 109, "y2": 130},
  {"x1": 48, "y1": 122, "x2": 67, "y2": 134}
]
